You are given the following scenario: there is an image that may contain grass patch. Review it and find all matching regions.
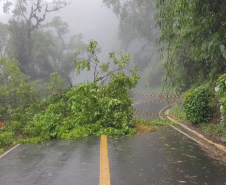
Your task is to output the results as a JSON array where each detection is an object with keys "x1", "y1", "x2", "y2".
[
  {"x1": 170, "y1": 102, "x2": 187, "y2": 120},
  {"x1": 171, "y1": 102, "x2": 225, "y2": 137},
  {"x1": 199, "y1": 123, "x2": 226, "y2": 136}
]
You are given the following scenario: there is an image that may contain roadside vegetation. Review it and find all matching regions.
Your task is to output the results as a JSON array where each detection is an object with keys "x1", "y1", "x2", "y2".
[
  {"x1": 170, "y1": 102, "x2": 186, "y2": 120},
  {"x1": 169, "y1": 85, "x2": 224, "y2": 136},
  {"x1": 170, "y1": 97, "x2": 226, "y2": 137},
  {"x1": 154, "y1": 0, "x2": 226, "y2": 137}
]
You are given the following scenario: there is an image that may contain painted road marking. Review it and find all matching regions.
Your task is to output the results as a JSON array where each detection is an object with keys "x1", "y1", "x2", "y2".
[
  {"x1": 165, "y1": 109, "x2": 226, "y2": 152},
  {"x1": 0, "y1": 144, "x2": 20, "y2": 159},
  {"x1": 100, "y1": 135, "x2": 111, "y2": 185}
]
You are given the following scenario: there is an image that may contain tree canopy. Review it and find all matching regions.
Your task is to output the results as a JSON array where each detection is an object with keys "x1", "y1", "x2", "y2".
[
  {"x1": 0, "y1": 0, "x2": 88, "y2": 81},
  {"x1": 155, "y1": 0, "x2": 226, "y2": 91},
  {"x1": 103, "y1": 0, "x2": 163, "y2": 89}
]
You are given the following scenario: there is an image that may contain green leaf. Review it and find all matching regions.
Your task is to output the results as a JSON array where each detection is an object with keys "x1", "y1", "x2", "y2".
[
  {"x1": 208, "y1": 40, "x2": 213, "y2": 49},
  {"x1": 220, "y1": 44, "x2": 225, "y2": 53},
  {"x1": 223, "y1": 50, "x2": 226, "y2": 59}
]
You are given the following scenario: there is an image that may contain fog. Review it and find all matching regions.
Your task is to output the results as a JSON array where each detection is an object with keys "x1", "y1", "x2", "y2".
[
  {"x1": 0, "y1": 0, "x2": 162, "y2": 90},
  {"x1": 54, "y1": 0, "x2": 121, "y2": 84}
]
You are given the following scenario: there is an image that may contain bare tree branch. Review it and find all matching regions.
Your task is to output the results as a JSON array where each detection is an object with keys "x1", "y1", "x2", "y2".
[
  {"x1": 94, "y1": 68, "x2": 122, "y2": 83},
  {"x1": 8, "y1": 0, "x2": 69, "y2": 29},
  {"x1": 18, "y1": 0, "x2": 28, "y2": 21},
  {"x1": 64, "y1": 75, "x2": 72, "y2": 87}
]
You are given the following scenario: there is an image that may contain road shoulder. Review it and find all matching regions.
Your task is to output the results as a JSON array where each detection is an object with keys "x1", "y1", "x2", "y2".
[{"x1": 159, "y1": 104, "x2": 226, "y2": 164}]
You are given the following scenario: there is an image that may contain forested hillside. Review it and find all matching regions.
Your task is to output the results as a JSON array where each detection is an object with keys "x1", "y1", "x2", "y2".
[
  {"x1": 104, "y1": 0, "x2": 164, "y2": 90},
  {"x1": 155, "y1": 0, "x2": 226, "y2": 134},
  {"x1": 104, "y1": 0, "x2": 226, "y2": 92},
  {"x1": 155, "y1": 0, "x2": 226, "y2": 91}
]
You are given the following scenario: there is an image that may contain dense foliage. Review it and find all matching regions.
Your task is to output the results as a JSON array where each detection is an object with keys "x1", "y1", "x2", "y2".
[
  {"x1": 155, "y1": 0, "x2": 226, "y2": 91},
  {"x1": 0, "y1": 41, "x2": 140, "y2": 149},
  {"x1": 0, "y1": 0, "x2": 86, "y2": 81},
  {"x1": 216, "y1": 74, "x2": 226, "y2": 124},
  {"x1": 183, "y1": 86, "x2": 214, "y2": 124}
]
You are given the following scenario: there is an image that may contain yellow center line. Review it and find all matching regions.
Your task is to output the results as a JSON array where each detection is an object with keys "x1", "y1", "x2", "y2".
[{"x1": 100, "y1": 135, "x2": 111, "y2": 185}]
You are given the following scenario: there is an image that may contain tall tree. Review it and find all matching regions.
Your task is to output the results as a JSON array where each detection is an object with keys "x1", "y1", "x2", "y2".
[
  {"x1": 44, "y1": 16, "x2": 87, "y2": 80},
  {"x1": 0, "y1": 0, "x2": 68, "y2": 76},
  {"x1": 155, "y1": 0, "x2": 226, "y2": 91},
  {"x1": 104, "y1": 0, "x2": 157, "y2": 48},
  {"x1": 0, "y1": 22, "x2": 9, "y2": 58},
  {"x1": 104, "y1": 0, "x2": 162, "y2": 87}
]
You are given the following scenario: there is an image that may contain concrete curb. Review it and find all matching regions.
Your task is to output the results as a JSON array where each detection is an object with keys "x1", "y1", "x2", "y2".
[
  {"x1": 159, "y1": 104, "x2": 173, "y2": 120},
  {"x1": 159, "y1": 105, "x2": 226, "y2": 158}
]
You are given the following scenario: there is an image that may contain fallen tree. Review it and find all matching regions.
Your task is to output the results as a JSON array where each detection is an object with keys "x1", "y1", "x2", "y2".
[{"x1": 0, "y1": 40, "x2": 140, "y2": 146}]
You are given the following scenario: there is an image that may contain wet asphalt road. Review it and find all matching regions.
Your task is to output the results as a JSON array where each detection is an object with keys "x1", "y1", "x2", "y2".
[
  {"x1": 1, "y1": 129, "x2": 226, "y2": 185},
  {"x1": 0, "y1": 137, "x2": 100, "y2": 185},
  {"x1": 108, "y1": 128, "x2": 226, "y2": 185},
  {"x1": 1, "y1": 98, "x2": 226, "y2": 184}
]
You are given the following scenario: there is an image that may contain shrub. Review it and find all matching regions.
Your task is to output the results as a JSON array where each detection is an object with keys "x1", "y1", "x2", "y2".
[
  {"x1": 216, "y1": 74, "x2": 226, "y2": 124},
  {"x1": 0, "y1": 132, "x2": 13, "y2": 148},
  {"x1": 183, "y1": 86, "x2": 214, "y2": 124}
]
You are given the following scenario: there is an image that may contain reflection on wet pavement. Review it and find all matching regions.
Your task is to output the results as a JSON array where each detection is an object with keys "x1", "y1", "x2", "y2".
[
  {"x1": 0, "y1": 136, "x2": 100, "y2": 185},
  {"x1": 108, "y1": 127, "x2": 226, "y2": 185}
]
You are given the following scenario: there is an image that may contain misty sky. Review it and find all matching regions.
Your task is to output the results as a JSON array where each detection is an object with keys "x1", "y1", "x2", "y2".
[
  {"x1": 0, "y1": 0, "x2": 119, "y2": 46},
  {"x1": 0, "y1": 0, "x2": 122, "y2": 84}
]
